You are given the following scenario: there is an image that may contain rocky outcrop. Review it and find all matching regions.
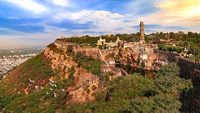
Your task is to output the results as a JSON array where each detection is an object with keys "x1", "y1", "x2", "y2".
[
  {"x1": 44, "y1": 42, "x2": 101, "y2": 103},
  {"x1": 66, "y1": 68, "x2": 99, "y2": 103},
  {"x1": 119, "y1": 47, "x2": 158, "y2": 71},
  {"x1": 74, "y1": 47, "x2": 99, "y2": 59},
  {"x1": 44, "y1": 47, "x2": 77, "y2": 79}
]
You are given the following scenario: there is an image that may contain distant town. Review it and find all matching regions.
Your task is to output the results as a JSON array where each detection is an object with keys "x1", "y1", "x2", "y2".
[{"x1": 0, "y1": 48, "x2": 43, "y2": 79}]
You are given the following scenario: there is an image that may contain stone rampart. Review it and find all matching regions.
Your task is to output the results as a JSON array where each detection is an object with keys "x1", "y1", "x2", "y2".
[
  {"x1": 155, "y1": 50, "x2": 180, "y2": 62},
  {"x1": 74, "y1": 47, "x2": 99, "y2": 59},
  {"x1": 156, "y1": 50, "x2": 200, "y2": 85},
  {"x1": 177, "y1": 57, "x2": 200, "y2": 86}
]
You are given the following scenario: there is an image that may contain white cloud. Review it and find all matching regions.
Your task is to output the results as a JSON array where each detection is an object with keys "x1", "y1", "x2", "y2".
[
  {"x1": 3, "y1": 0, "x2": 48, "y2": 14},
  {"x1": 53, "y1": 10, "x2": 136, "y2": 34},
  {"x1": 54, "y1": 10, "x2": 124, "y2": 22},
  {"x1": 52, "y1": 0, "x2": 70, "y2": 7}
]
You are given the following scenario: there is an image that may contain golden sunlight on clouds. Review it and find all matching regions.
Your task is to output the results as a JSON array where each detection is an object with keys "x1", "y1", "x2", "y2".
[
  {"x1": 142, "y1": 0, "x2": 200, "y2": 29},
  {"x1": 157, "y1": 0, "x2": 200, "y2": 9},
  {"x1": 156, "y1": 0, "x2": 200, "y2": 17}
]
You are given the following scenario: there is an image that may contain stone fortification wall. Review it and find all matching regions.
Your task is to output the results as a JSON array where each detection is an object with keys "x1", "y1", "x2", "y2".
[
  {"x1": 156, "y1": 50, "x2": 200, "y2": 85},
  {"x1": 177, "y1": 58, "x2": 200, "y2": 113},
  {"x1": 178, "y1": 57, "x2": 200, "y2": 86},
  {"x1": 74, "y1": 47, "x2": 99, "y2": 59},
  {"x1": 156, "y1": 50, "x2": 180, "y2": 62},
  {"x1": 157, "y1": 50, "x2": 200, "y2": 83}
]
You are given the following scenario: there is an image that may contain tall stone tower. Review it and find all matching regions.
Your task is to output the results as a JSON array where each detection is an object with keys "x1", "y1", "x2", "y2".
[{"x1": 140, "y1": 21, "x2": 145, "y2": 43}]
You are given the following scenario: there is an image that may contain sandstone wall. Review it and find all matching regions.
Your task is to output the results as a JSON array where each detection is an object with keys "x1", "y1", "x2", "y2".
[
  {"x1": 178, "y1": 57, "x2": 200, "y2": 86},
  {"x1": 74, "y1": 47, "x2": 100, "y2": 59},
  {"x1": 155, "y1": 50, "x2": 180, "y2": 62},
  {"x1": 156, "y1": 50, "x2": 200, "y2": 85},
  {"x1": 177, "y1": 58, "x2": 200, "y2": 113}
]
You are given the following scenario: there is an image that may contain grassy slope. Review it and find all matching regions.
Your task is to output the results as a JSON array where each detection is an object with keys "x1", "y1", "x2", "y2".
[
  {"x1": 0, "y1": 54, "x2": 53, "y2": 93},
  {"x1": 73, "y1": 53, "x2": 102, "y2": 76},
  {"x1": 0, "y1": 53, "x2": 75, "y2": 112},
  {"x1": 0, "y1": 54, "x2": 56, "y2": 112}
]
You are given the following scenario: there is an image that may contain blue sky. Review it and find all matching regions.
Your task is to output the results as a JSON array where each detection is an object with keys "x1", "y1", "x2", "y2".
[{"x1": 0, "y1": 0, "x2": 199, "y2": 48}]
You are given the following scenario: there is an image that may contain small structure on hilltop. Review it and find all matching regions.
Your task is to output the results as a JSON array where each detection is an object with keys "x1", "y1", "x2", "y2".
[
  {"x1": 97, "y1": 37, "x2": 106, "y2": 46},
  {"x1": 106, "y1": 37, "x2": 122, "y2": 48},
  {"x1": 97, "y1": 36, "x2": 122, "y2": 48}
]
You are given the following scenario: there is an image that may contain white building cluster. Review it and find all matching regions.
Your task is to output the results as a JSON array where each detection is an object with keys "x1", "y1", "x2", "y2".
[{"x1": 0, "y1": 53, "x2": 37, "y2": 79}]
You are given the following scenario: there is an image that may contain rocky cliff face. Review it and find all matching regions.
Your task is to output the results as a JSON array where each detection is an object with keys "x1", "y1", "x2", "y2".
[
  {"x1": 67, "y1": 68, "x2": 99, "y2": 103},
  {"x1": 44, "y1": 42, "x2": 100, "y2": 103},
  {"x1": 44, "y1": 47, "x2": 77, "y2": 79}
]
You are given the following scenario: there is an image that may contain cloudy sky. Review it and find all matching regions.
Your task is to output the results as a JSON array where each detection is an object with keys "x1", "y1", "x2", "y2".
[{"x1": 0, "y1": 0, "x2": 199, "y2": 48}]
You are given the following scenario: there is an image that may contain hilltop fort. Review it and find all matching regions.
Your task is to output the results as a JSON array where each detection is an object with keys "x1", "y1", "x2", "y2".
[
  {"x1": 44, "y1": 21, "x2": 200, "y2": 112},
  {"x1": 0, "y1": 22, "x2": 199, "y2": 113},
  {"x1": 54, "y1": 22, "x2": 171, "y2": 72}
]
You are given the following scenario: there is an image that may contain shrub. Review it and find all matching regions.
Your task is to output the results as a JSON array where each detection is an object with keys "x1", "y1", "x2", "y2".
[{"x1": 74, "y1": 53, "x2": 102, "y2": 76}]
